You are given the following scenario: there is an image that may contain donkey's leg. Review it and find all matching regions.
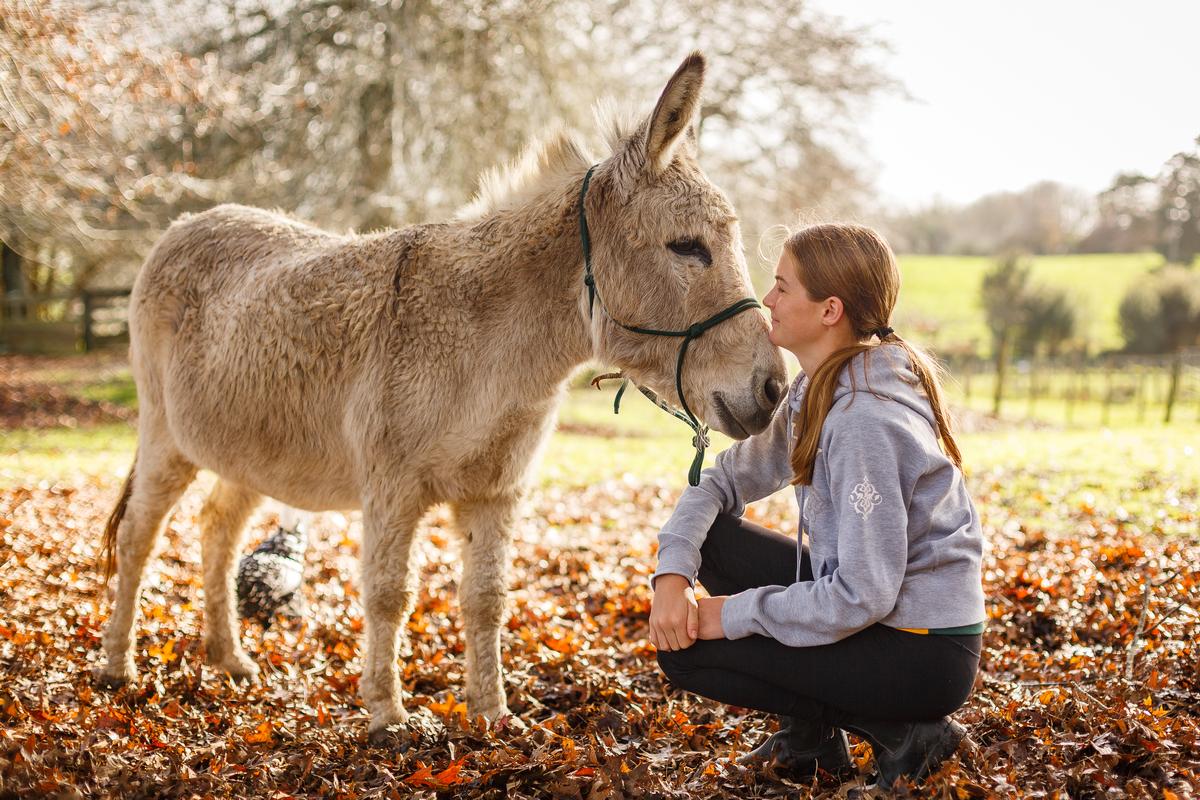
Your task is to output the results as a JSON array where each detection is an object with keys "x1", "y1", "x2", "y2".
[
  {"x1": 198, "y1": 479, "x2": 262, "y2": 680},
  {"x1": 360, "y1": 495, "x2": 424, "y2": 741},
  {"x1": 453, "y1": 494, "x2": 518, "y2": 722},
  {"x1": 99, "y1": 447, "x2": 197, "y2": 686}
]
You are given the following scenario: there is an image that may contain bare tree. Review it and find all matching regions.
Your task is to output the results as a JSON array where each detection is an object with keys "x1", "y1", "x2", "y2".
[
  {"x1": 1079, "y1": 172, "x2": 1158, "y2": 253},
  {"x1": 0, "y1": 0, "x2": 251, "y2": 292},
  {"x1": 1156, "y1": 138, "x2": 1200, "y2": 265},
  {"x1": 130, "y1": 0, "x2": 618, "y2": 229},
  {"x1": 980, "y1": 254, "x2": 1032, "y2": 415},
  {"x1": 598, "y1": 0, "x2": 895, "y2": 242},
  {"x1": 886, "y1": 182, "x2": 1095, "y2": 256},
  {"x1": 3, "y1": 0, "x2": 894, "y2": 293},
  {"x1": 157, "y1": 0, "x2": 894, "y2": 234}
]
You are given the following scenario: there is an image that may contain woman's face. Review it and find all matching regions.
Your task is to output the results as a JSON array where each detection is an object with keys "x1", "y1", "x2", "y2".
[{"x1": 762, "y1": 251, "x2": 829, "y2": 355}]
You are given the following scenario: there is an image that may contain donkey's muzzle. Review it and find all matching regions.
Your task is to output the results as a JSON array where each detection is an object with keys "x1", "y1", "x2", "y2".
[
  {"x1": 712, "y1": 368, "x2": 784, "y2": 439},
  {"x1": 744, "y1": 369, "x2": 788, "y2": 433},
  {"x1": 759, "y1": 374, "x2": 786, "y2": 411}
]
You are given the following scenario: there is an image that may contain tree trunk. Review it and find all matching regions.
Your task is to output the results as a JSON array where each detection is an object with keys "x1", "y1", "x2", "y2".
[
  {"x1": 1, "y1": 240, "x2": 28, "y2": 319},
  {"x1": 992, "y1": 333, "x2": 1009, "y2": 417},
  {"x1": 1102, "y1": 366, "x2": 1113, "y2": 426}
]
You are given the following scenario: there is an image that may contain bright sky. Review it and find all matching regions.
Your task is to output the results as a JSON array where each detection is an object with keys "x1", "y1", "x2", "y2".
[{"x1": 810, "y1": 1, "x2": 1200, "y2": 209}]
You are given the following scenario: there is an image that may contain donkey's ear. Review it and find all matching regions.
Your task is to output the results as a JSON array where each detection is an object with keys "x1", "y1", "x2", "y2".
[{"x1": 644, "y1": 52, "x2": 706, "y2": 173}]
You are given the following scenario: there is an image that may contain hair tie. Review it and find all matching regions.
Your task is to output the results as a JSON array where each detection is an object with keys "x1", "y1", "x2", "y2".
[{"x1": 874, "y1": 326, "x2": 894, "y2": 340}]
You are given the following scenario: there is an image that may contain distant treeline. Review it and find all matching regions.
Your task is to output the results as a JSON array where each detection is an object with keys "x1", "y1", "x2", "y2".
[{"x1": 884, "y1": 137, "x2": 1200, "y2": 265}]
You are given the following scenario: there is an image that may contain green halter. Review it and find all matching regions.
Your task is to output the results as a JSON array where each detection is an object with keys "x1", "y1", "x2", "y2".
[{"x1": 578, "y1": 164, "x2": 763, "y2": 486}]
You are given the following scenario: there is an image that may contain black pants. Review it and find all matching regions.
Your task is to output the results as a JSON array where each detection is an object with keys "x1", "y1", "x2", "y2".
[{"x1": 656, "y1": 514, "x2": 981, "y2": 725}]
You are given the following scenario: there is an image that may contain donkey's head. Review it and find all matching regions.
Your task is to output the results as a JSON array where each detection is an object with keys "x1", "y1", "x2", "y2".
[{"x1": 584, "y1": 53, "x2": 787, "y2": 438}]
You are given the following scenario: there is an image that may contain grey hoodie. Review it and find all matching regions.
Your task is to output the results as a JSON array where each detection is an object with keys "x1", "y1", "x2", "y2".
[{"x1": 652, "y1": 344, "x2": 986, "y2": 647}]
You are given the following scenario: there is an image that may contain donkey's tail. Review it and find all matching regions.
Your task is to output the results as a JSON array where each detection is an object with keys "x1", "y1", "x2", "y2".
[{"x1": 101, "y1": 449, "x2": 137, "y2": 583}]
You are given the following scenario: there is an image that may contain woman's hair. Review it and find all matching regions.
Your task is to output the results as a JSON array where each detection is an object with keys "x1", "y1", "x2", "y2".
[{"x1": 786, "y1": 223, "x2": 962, "y2": 485}]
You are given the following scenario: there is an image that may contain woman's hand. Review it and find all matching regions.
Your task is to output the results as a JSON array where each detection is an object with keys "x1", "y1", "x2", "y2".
[
  {"x1": 697, "y1": 596, "x2": 727, "y2": 640},
  {"x1": 649, "y1": 574, "x2": 698, "y2": 651}
]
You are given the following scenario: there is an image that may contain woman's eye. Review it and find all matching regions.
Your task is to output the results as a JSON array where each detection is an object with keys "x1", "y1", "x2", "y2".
[{"x1": 667, "y1": 239, "x2": 712, "y2": 266}]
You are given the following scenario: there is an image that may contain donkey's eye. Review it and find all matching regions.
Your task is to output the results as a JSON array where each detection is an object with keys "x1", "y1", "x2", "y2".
[{"x1": 667, "y1": 238, "x2": 712, "y2": 266}]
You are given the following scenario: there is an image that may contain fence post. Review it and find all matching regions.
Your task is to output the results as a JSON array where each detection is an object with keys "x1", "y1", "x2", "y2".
[
  {"x1": 1101, "y1": 364, "x2": 1113, "y2": 427},
  {"x1": 1135, "y1": 365, "x2": 1147, "y2": 424},
  {"x1": 81, "y1": 291, "x2": 95, "y2": 352},
  {"x1": 1027, "y1": 359, "x2": 1038, "y2": 417},
  {"x1": 1164, "y1": 352, "x2": 1182, "y2": 424},
  {"x1": 1070, "y1": 362, "x2": 1080, "y2": 424}
]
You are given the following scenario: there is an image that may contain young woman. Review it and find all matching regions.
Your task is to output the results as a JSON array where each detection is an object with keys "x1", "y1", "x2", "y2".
[{"x1": 648, "y1": 223, "x2": 985, "y2": 789}]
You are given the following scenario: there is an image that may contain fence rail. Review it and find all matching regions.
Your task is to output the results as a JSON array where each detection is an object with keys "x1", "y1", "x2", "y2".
[{"x1": 1, "y1": 289, "x2": 132, "y2": 354}]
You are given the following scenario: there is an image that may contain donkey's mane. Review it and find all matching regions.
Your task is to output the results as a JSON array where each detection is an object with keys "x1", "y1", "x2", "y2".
[
  {"x1": 457, "y1": 101, "x2": 644, "y2": 220},
  {"x1": 456, "y1": 127, "x2": 591, "y2": 221}
]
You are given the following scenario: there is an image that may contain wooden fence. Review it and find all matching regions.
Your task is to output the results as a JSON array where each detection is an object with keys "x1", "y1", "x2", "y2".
[
  {"x1": 2, "y1": 290, "x2": 1197, "y2": 425},
  {"x1": 945, "y1": 352, "x2": 1200, "y2": 425},
  {"x1": 0, "y1": 289, "x2": 132, "y2": 355}
]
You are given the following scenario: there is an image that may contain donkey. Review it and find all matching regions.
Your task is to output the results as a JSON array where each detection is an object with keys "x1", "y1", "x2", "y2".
[{"x1": 97, "y1": 52, "x2": 787, "y2": 742}]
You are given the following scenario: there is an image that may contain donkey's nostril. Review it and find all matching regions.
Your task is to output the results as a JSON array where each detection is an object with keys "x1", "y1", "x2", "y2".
[{"x1": 763, "y1": 376, "x2": 785, "y2": 407}]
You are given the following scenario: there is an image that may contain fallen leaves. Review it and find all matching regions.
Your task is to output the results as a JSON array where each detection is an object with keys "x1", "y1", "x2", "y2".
[
  {"x1": 0, "y1": 463, "x2": 1196, "y2": 798},
  {"x1": 244, "y1": 719, "x2": 274, "y2": 744},
  {"x1": 405, "y1": 757, "x2": 469, "y2": 789},
  {"x1": 426, "y1": 692, "x2": 468, "y2": 725}
]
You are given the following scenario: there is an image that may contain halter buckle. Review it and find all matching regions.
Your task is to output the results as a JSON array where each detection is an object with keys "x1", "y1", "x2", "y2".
[{"x1": 692, "y1": 428, "x2": 710, "y2": 450}]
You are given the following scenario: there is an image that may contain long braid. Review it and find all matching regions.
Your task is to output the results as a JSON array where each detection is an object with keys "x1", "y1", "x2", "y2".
[{"x1": 886, "y1": 334, "x2": 962, "y2": 468}]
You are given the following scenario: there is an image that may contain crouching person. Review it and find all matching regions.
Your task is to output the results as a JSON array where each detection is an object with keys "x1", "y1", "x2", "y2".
[{"x1": 649, "y1": 224, "x2": 985, "y2": 790}]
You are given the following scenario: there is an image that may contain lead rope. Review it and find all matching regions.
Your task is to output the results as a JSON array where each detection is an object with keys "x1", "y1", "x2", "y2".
[{"x1": 578, "y1": 165, "x2": 762, "y2": 486}]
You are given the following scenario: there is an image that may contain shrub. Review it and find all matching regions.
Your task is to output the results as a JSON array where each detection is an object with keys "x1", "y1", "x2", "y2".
[{"x1": 1119, "y1": 266, "x2": 1200, "y2": 354}]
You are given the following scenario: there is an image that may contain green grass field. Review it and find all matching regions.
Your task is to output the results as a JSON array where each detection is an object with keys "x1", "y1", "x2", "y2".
[
  {"x1": 4, "y1": 374, "x2": 1197, "y2": 536},
  {"x1": 891, "y1": 252, "x2": 1165, "y2": 355},
  {"x1": 552, "y1": 393, "x2": 1200, "y2": 542}
]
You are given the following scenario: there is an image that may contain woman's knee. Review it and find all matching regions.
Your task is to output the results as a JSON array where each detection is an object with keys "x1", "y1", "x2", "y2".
[{"x1": 655, "y1": 646, "x2": 697, "y2": 687}]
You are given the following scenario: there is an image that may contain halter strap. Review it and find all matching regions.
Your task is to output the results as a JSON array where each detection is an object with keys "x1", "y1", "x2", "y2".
[
  {"x1": 578, "y1": 164, "x2": 763, "y2": 486},
  {"x1": 579, "y1": 166, "x2": 598, "y2": 316}
]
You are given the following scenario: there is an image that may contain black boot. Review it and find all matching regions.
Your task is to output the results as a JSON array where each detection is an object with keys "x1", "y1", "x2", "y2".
[
  {"x1": 739, "y1": 716, "x2": 855, "y2": 779},
  {"x1": 839, "y1": 716, "x2": 966, "y2": 789}
]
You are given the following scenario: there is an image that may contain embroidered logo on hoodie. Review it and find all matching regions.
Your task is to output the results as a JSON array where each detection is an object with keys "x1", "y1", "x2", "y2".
[{"x1": 849, "y1": 475, "x2": 882, "y2": 519}]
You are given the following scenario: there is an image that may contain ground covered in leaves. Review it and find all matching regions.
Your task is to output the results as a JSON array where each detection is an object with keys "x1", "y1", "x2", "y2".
[
  {"x1": 0, "y1": 355, "x2": 136, "y2": 431},
  {"x1": 1, "y1": 459, "x2": 1198, "y2": 799}
]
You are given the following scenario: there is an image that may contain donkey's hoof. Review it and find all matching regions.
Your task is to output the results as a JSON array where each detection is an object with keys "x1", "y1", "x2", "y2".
[
  {"x1": 492, "y1": 712, "x2": 528, "y2": 735},
  {"x1": 211, "y1": 654, "x2": 260, "y2": 684},
  {"x1": 93, "y1": 666, "x2": 134, "y2": 690},
  {"x1": 367, "y1": 707, "x2": 445, "y2": 750},
  {"x1": 228, "y1": 663, "x2": 261, "y2": 685},
  {"x1": 367, "y1": 722, "x2": 412, "y2": 749}
]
